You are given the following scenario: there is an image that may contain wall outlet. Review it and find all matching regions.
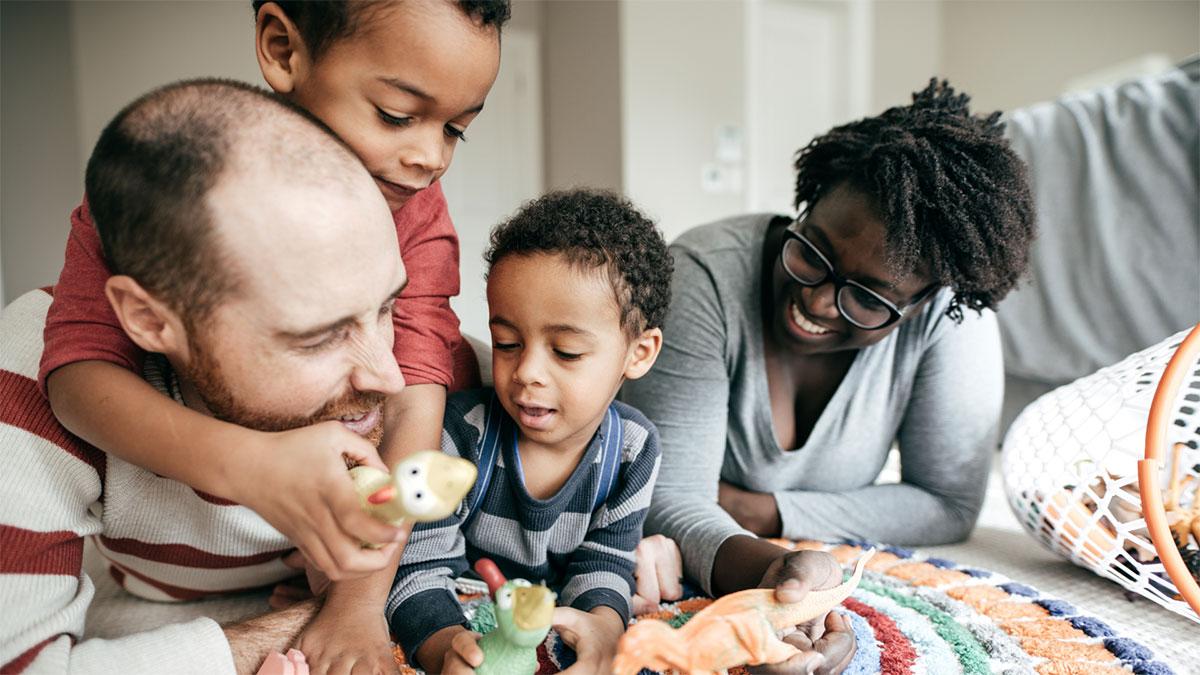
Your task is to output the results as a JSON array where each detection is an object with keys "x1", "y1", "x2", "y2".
[{"x1": 701, "y1": 163, "x2": 744, "y2": 194}]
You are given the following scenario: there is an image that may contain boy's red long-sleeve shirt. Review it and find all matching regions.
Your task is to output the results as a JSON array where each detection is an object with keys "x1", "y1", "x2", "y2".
[{"x1": 39, "y1": 181, "x2": 480, "y2": 396}]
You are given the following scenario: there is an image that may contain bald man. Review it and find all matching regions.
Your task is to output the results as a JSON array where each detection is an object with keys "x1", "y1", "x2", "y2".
[{"x1": 1, "y1": 79, "x2": 407, "y2": 673}]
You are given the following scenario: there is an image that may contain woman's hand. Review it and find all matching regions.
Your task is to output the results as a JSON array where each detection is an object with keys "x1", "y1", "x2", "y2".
[
  {"x1": 751, "y1": 550, "x2": 856, "y2": 674},
  {"x1": 632, "y1": 534, "x2": 684, "y2": 614},
  {"x1": 747, "y1": 611, "x2": 856, "y2": 674},
  {"x1": 718, "y1": 481, "x2": 783, "y2": 537}
]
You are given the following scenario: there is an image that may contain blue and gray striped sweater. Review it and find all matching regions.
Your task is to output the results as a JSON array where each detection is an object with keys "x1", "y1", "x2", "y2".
[{"x1": 386, "y1": 387, "x2": 661, "y2": 665}]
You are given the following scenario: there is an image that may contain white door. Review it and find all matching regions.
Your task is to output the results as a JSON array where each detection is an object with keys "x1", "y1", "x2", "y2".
[
  {"x1": 441, "y1": 28, "x2": 545, "y2": 343},
  {"x1": 746, "y1": 0, "x2": 872, "y2": 215}
]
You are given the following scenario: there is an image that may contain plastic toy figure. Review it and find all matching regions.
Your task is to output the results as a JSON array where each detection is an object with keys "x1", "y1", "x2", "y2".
[
  {"x1": 612, "y1": 550, "x2": 873, "y2": 675},
  {"x1": 473, "y1": 558, "x2": 556, "y2": 675},
  {"x1": 350, "y1": 450, "x2": 477, "y2": 525}
]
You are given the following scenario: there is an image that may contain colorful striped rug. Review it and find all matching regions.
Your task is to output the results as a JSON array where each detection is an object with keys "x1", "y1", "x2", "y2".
[{"x1": 392, "y1": 540, "x2": 1179, "y2": 674}]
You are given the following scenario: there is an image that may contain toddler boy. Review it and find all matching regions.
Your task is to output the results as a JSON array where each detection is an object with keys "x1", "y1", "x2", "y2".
[{"x1": 388, "y1": 190, "x2": 673, "y2": 674}]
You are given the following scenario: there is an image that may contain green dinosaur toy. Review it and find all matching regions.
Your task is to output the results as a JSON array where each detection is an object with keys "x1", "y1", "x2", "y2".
[{"x1": 473, "y1": 558, "x2": 556, "y2": 675}]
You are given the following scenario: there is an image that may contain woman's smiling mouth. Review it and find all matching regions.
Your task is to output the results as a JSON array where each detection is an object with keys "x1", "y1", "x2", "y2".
[{"x1": 787, "y1": 297, "x2": 834, "y2": 338}]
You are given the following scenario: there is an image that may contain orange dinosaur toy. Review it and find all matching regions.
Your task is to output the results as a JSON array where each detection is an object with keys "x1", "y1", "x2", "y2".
[{"x1": 612, "y1": 550, "x2": 873, "y2": 675}]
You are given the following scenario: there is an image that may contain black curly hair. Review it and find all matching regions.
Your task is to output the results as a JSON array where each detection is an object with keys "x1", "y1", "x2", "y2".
[
  {"x1": 792, "y1": 78, "x2": 1035, "y2": 322},
  {"x1": 485, "y1": 190, "x2": 673, "y2": 339},
  {"x1": 252, "y1": 0, "x2": 512, "y2": 61}
]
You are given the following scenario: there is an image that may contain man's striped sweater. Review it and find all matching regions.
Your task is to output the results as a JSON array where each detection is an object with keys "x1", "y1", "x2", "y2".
[{"x1": 0, "y1": 289, "x2": 292, "y2": 674}]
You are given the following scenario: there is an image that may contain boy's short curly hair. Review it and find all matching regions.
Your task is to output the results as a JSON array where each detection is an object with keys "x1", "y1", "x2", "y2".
[
  {"x1": 252, "y1": 0, "x2": 511, "y2": 61},
  {"x1": 485, "y1": 190, "x2": 673, "y2": 339},
  {"x1": 793, "y1": 78, "x2": 1035, "y2": 322}
]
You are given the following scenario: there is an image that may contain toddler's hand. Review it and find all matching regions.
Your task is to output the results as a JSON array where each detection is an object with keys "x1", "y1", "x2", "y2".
[
  {"x1": 234, "y1": 421, "x2": 407, "y2": 581},
  {"x1": 268, "y1": 550, "x2": 329, "y2": 610},
  {"x1": 443, "y1": 630, "x2": 484, "y2": 675},
  {"x1": 552, "y1": 606, "x2": 624, "y2": 675},
  {"x1": 631, "y1": 534, "x2": 683, "y2": 614},
  {"x1": 293, "y1": 597, "x2": 399, "y2": 675}
]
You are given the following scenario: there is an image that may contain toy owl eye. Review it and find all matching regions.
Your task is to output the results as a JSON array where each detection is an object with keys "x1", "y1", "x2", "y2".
[
  {"x1": 414, "y1": 491, "x2": 424, "y2": 501},
  {"x1": 497, "y1": 587, "x2": 514, "y2": 610},
  {"x1": 408, "y1": 465, "x2": 422, "y2": 477}
]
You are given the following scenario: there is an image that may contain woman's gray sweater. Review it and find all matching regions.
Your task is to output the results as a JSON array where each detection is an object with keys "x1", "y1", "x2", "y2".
[{"x1": 621, "y1": 214, "x2": 1002, "y2": 594}]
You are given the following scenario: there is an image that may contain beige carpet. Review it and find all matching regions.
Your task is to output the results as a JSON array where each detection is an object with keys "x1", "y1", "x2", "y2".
[
  {"x1": 923, "y1": 463, "x2": 1198, "y2": 672},
  {"x1": 83, "y1": 456, "x2": 1198, "y2": 672}
]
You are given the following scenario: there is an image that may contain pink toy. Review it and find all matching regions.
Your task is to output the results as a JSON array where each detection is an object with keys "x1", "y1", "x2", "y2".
[{"x1": 255, "y1": 648, "x2": 309, "y2": 675}]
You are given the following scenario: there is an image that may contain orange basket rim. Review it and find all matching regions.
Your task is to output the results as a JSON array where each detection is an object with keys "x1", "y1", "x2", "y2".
[{"x1": 1140, "y1": 321, "x2": 1200, "y2": 615}]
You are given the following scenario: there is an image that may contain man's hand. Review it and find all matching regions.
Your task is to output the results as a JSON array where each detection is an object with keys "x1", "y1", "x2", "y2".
[
  {"x1": 293, "y1": 594, "x2": 399, "y2": 675},
  {"x1": 631, "y1": 534, "x2": 683, "y2": 614},
  {"x1": 718, "y1": 480, "x2": 782, "y2": 537},
  {"x1": 552, "y1": 606, "x2": 624, "y2": 675},
  {"x1": 223, "y1": 599, "x2": 323, "y2": 674},
  {"x1": 751, "y1": 550, "x2": 856, "y2": 674},
  {"x1": 233, "y1": 421, "x2": 408, "y2": 581}
]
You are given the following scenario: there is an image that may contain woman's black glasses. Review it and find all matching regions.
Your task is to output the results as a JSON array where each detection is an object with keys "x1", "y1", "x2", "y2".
[{"x1": 780, "y1": 228, "x2": 935, "y2": 330}]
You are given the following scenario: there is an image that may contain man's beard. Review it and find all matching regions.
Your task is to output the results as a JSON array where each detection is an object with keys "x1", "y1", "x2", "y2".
[{"x1": 181, "y1": 333, "x2": 386, "y2": 447}]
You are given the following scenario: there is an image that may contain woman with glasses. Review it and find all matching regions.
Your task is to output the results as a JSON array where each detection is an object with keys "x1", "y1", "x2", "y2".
[{"x1": 623, "y1": 80, "x2": 1034, "y2": 671}]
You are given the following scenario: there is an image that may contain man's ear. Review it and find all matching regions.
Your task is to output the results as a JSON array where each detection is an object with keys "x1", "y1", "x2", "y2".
[
  {"x1": 622, "y1": 327, "x2": 663, "y2": 381},
  {"x1": 104, "y1": 276, "x2": 189, "y2": 357},
  {"x1": 254, "y1": 2, "x2": 310, "y2": 96}
]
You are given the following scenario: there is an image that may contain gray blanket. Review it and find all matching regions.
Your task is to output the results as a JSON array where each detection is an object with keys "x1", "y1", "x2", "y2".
[{"x1": 999, "y1": 57, "x2": 1199, "y2": 385}]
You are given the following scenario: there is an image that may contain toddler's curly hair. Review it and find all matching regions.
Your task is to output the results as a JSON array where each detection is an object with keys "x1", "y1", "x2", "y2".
[{"x1": 485, "y1": 190, "x2": 673, "y2": 338}]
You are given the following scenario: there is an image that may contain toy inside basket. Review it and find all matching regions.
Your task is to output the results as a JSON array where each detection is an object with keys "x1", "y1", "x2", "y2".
[{"x1": 1001, "y1": 325, "x2": 1200, "y2": 623}]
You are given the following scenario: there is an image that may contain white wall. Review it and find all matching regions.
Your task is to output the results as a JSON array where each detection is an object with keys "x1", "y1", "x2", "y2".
[
  {"x1": 941, "y1": 0, "x2": 1199, "y2": 113},
  {"x1": 872, "y1": 0, "x2": 1199, "y2": 120},
  {"x1": 1, "y1": 1, "x2": 83, "y2": 304},
  {"x1": 542, "y1": 0, "x2": 623, "y2": 192},
  {"x1": 746, "y1": 0, "x2": 874, "y2": 215},
  {"x1": 0, "y1": 0, "x2": 547, "y2": 326},
  {"x1": 620, "y1": 0, "x2": 748, "y2": 243},
  {"x1": 1, "y1": 0, "x2": 258, "y2": 305},
  {"x1": 445, "y1": 11, "x2": 548, "y2": 340},
  {"x1": 4, "y1": 0, "x2": 1198, "y2": 306},
  {"x1": 871, "y1": 0, "x2": 942, "y2": 110},
  {"x1": 70, "y1": 1, "x2": 261, "y2": 169}
]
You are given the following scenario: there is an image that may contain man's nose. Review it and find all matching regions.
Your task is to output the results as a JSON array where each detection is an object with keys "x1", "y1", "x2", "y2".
[{"x1": 351, "y1": 332, "x2": 405, "y2": 397}]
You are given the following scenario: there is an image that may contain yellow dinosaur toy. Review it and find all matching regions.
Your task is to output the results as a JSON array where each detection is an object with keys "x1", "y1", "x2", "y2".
[
  {"x1": 612, "y1": 549, "x2": 873, "y2": 675},
  {"x1": 349, "y1": 450, "x2": 477, "y2": 526}
]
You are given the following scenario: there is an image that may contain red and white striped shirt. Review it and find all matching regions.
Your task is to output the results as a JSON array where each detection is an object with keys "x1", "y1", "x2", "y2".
[{"x1": 2, "y1": 289, "x2": 294, "y2": 674}]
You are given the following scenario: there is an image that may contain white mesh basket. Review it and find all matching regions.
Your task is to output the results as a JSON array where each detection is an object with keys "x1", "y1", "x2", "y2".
[{"x1": 1001, "y1": 325, "x2": 1200, "y2": 623}]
